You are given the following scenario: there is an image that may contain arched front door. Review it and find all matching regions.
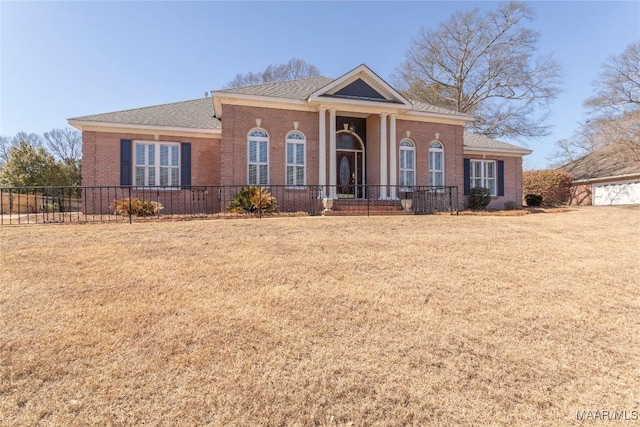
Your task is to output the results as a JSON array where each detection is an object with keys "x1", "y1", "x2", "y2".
[{"x1": 336, "y1": 131, "x2": 365, "y2": 199}]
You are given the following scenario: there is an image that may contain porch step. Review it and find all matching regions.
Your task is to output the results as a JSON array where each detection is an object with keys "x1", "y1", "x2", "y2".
[{"x1": 323, "y1": 200, "x2": 413, "y2": 216}]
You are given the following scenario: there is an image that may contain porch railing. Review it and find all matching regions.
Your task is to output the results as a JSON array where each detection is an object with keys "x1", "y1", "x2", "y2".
[{"x1": 0, "y1": 185, "x2": 458, "y2": 225}]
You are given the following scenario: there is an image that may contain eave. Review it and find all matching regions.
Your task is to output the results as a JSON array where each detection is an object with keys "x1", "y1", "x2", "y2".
[
  {"x1": 68, "y1": 119, "x2": 222, "y2": 139},
  {"x1": 571, "y1": 172, "x2": 640, "y2": 184},
  {"x1": 463, "y1": 147, "x2": 533, "y2": 157}
]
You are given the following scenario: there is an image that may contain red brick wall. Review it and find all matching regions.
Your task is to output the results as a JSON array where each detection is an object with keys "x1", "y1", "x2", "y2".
[
  {"x1": 567, "y1": 183, "x2": 593, "y2": 205},
  {"x1": 395, "y1": 119, "x2": 464, "y2": 205},
  {"x1": 365, "y1": 115, "x2": 381, "y2": 186},
  {"x1": 81, "y1": 130, "x2": 221, "y2": 186},
  {"x1": 220, "y1": 105, "x2": 319, "y2": 185},
  {"x1": 464, "y1": 155, "x2": 523, "y2": 209},
  {"x1": 394, "y1": 119, "x2": 464, "y2": 187}
]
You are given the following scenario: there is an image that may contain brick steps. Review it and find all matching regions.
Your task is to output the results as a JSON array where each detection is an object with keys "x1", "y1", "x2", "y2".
[{"x1": 322, "y1": 200, "x2": 413, "y2": 216}]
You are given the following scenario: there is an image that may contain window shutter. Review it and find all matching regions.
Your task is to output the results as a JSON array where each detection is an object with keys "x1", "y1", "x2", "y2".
[
  {"x1": 497, "y1": 160, "x2": 504, "y2": 197},
  {"x1": 463, "y1": 158, "x2": 470, "y2": 195},
  {"x1": 181, "y1": 142, "x2": 192, "y2": 189},
  {"x1": 120, "y1": 139, "x2": 132, "y2": 186}
]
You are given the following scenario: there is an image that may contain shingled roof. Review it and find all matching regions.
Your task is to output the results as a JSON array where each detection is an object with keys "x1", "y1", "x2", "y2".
[
  {"x1": 559, "y1": 144, "x2": 640, "y2": 181},
  {"x1": 217, "y1": 77, "x2": 469, "y2": 117},
  {"x1": 216, "y1": 77, "x2": 333, "y2": 100},
  {"x1": 463, "y1": 132, "x2": 532, "y2": 154},
  {"x1": 69, "y1": 98, "x2": 221, "y2": 130}
]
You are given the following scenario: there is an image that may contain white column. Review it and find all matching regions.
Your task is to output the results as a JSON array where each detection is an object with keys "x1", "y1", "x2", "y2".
[
  {"x1": 329, "y1": 109, "x2": 337, "y2": 198},
  {"x1": 389, "y1": 113, "x2": 397, "y2": 199},
  {"x1": 380, "y1": 113, "x2": 388, "y2": 199},
  {"x1": 318, "y1": 107, "x2": 327, "y2": 196}
]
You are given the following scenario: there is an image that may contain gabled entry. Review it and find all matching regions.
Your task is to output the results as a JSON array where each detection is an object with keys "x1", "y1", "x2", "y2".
[{"x1": 308, "y1": 64, "x2": 413, "y2": 109}]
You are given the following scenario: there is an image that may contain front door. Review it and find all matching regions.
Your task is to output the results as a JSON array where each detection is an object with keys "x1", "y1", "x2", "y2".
[{"x1": 337, "y1": 150, "x2": 364, "y2": 198}]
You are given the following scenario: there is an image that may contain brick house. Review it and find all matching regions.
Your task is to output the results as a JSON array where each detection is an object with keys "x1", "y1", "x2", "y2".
[{"x1": 69, "y1": 64, "x2": 531, "y2": 213}]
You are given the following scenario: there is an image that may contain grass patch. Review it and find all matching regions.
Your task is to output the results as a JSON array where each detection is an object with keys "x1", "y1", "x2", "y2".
[{"x1": 1, "y1": 206, "x2": 638, "y2": 425}]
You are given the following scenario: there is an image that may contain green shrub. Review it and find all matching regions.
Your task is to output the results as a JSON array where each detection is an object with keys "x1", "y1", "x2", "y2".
[
  {"x1": 42, "y1": 202, "x2": 60, "y2": 212},
  {"x1": 468, "y1": 187, "x2": 491, "y2": 210},
  {"x1": 523, "y1": 170, "x2": 572, "y2": 206},
  {"x1": 109, "y1": 197, "x2": 164, "y2": 216},
  {"x1": 525, "y1": 194, "x2": 543, "y2": 207},
  {"x1": 228, "y1": 186, "x2": 278, "y2": 213}
]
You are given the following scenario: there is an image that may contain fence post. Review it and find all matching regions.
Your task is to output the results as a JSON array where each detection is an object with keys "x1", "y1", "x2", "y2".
[{"x1": 128, "y1": 186, "x2": 132, "y2": 224}]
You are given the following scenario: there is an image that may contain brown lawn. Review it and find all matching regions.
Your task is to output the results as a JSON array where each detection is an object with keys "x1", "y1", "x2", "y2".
[{"x1": 1, "y1": 206, "x2": 638, "y2": 426}]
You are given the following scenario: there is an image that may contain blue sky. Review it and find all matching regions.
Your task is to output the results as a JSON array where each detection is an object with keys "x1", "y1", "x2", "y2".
[{"x1": 1, "y1": 1, "x2": 638, "y2": 168}]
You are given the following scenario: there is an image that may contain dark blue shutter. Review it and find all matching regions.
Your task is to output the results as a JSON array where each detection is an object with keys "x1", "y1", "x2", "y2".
[
  {"x1": 463, "y1": 158, "x2": 470, "y2": 195},
  {"x1": 181, "y1": 142, "x2": 191, "y2": 189},
  {"x1": 497, "y1": 160, "x2": 504, "y2": 197},
  {"x1": 120, "y1": 139, "x2": 132, "y2": 186}
]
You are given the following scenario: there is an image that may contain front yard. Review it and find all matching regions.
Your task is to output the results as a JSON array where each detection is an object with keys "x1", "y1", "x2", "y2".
[{"x1": 1, "y1": 206, "x2": 638, "y2": 426}]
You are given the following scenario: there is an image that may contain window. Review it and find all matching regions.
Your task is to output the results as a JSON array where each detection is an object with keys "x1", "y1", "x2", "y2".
[
  {"x1": 134, "y1": 142, "x2": 180, "y2": 187},
  {"x1": 429, "y1": 141, "x2": 444, "y2": 186},
  {"x1": 248, "y1": 129, "x2": 269, "y2": 185},
  {"x1": 286, "y1": 131, "x2": 305, "y2": 187},
  {"x1": 399, "y1": 139, "x2": 415, "y2": 188},
  {"x1": 470, "y1": 160, "x2": 496, "y2": 195}
]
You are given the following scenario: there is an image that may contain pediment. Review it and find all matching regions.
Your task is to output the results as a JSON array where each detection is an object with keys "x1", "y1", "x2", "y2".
[
  {"x1": 334, "y1": 78, "x2": 387, "y2": 100},
  {"x1": 308, "y1": 64, "x2": 412, "y2": 108}
]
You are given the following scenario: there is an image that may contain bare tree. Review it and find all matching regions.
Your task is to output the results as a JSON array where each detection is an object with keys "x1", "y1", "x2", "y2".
[
  {"x1": 395, "y1": 1, "x2": 562, "y2": 140},
  {"x1": 586, "y1": 41, "x2": 640, "y2": 114},
  {"x1": 0, "y1": 136, "x2": 14, "y2": 167},
  {"x1": 552, "y1": 41, "x2": 640, "y2": 165},
  {"x1": 225, "y1": 58, "x2": 321, "y2": 88},
  {"x1": 0, "y1": 132, "x2": 43, "y2": 167},
  {"x1": 43, "y1": 127, "x2": 82, "y2": 162},
  {"x1": 548, "y1": 120, "x2": 611, "y2": 167}
]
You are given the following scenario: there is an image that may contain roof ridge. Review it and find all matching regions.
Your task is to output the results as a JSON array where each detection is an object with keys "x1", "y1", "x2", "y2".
[{"x1": 218, "y1": 76, "x2": 333, "y2": 91}]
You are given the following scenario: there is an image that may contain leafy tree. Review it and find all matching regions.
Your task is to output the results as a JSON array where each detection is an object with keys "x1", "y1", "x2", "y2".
[
  {"x1": 0, "y1": 128, "x2": 82, "y2": 185},
  {"x1": 395, "y1": 1, "x2": 562, "y2": 140},
  {"x1": 0, "y1": 141, "x2": 71, "y2": 187},
  {"x1": 225, "y1": 58, "x2": 321, "y2": 88},
  {"x1": 0, "y1": 132, "x2": 43, "y2": 167}
]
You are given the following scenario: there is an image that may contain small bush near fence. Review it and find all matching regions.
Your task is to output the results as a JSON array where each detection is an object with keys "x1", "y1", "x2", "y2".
[
  {"x1": 109, "y1": 197, "x2": 164, "y2": 216},
  {"x1": 525, "y1": 194, "x2": 543, "y2": 207},
  {"x1": 228, "y1": 187, "x2": 278, "y2": 213},
  {"x1": 468, "y1": 187, "x2": 492, "y2": 210},
  {"x1": 523, "y1": 170, "x2": 572, "y2": 207}
]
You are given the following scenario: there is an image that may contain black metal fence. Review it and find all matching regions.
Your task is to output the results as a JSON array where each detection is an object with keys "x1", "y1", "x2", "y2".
[{"x1": 0, "y1": 185, "x2": 458, "y2": 225}]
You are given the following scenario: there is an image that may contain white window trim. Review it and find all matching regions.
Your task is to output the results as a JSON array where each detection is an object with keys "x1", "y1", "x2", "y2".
[
  {"x1": 133, "y1": 140, "x2": 181, "y2": 188},
  {"x1": 247, "y1": 128, "x2": 269, "y2": 186},
  {"x1": 429, "y1": 141, "x2": 445, "y2": 187},
  {"x1": 470, "y1": 159, "x2": 497, "y2": 196},
  {"x1": 285, "y1": 130, "x2": 306, "y2": 189},
  {"x1": 399, "y1": 138, "x2": 415, "y2": 190}
]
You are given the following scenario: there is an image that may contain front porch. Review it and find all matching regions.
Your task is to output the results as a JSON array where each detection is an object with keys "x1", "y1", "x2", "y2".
[{"x1": 320, "y1": 185, "x2": 458, "y2": 216}]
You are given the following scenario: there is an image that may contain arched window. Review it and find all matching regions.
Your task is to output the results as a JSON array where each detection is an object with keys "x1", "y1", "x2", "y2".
[
  {"x1": 429, "y1": 141, "x2": 444, "y2": 186},
  {"x1": 286, "y1": 131, "x2": 305, "y2": 187},
  {"x1": 248, "y1": 129, "x2": 269, "y2": 185},
  {"x1": 399, "y1": 139, "x2": 415, "y2": 188}
]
